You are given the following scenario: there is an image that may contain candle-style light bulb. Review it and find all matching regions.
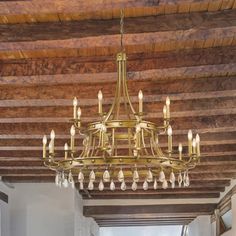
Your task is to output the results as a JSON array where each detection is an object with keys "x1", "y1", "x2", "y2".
[
  {"x1": 98, "y1": 90, "x2": 103, "y2": 114},
  {"x1": 73, "y1": 97, "x2": 78, "y2": 119},
  {"x1": 188, "y1": 130, "x2": 193, "y2": 155},
  {"x1": 70, "y1": 125, "x2": 75, "y2": 152},
  {"x1": 77, "y1": 107, "x2": 81, "y2": 120},
  {"x1": 196, "y1": 134, "x2": 200, "y2": 156},
  {"x1": 138, "y1": 90, "x2": 143, "y2": 113},
  {"x1": 166, "y1": 96, "x2": 170, "y2": 119},
  {"x1": 50, "y1": 130, "x2": 55, "y2": 153},
  {"x1": 192, "y1": 138, "x2": 196, "y2": 154},
  {"x1": 42, "y1": 135, "x2": 47, "y2": 158},
  {"x1": 64, "y1": 143, "x2": 68, "y2": 159},
  {"x1": 178, "y1": 143, "x2": 183, "y2": 160},
  {"x1": 167, "y1": 125, "x2": 172, "y2": 153}
]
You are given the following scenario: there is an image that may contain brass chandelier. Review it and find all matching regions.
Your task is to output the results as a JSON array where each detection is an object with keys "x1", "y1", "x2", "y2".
[{"x1": 42, "y1": 10, "x2": 200, "y2": 192}]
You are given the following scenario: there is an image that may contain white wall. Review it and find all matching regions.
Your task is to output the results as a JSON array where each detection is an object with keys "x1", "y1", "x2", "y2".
[
  {"x1": 0, "y1": 183, "x2": 99, "y2": 236},
  {"x1": 100, "y1": 225, "x2": 182, "y2": 236},
  {"x1": 221, "y1": 194, "x2": 236, "y2": 236},
  {"x1": 188, "y1": 215, "x2": 211, "y2": 236}
]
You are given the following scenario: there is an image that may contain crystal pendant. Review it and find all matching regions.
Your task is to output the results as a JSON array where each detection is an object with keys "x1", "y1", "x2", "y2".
[
  {"x1": 62, "y1": 178, "x2": 69, "y2": 188},
  {"x1": 162, "y1": 179, "x2": 168, "y2": 189},
  {"x1": 98, "y1": 180, "x2": 104, "y2": 191},
  {"x1": 132, "y1": 181, "x2": 138, "y2": 191},
  {"x1": 118, "y1": 168, "x2": 124, "y2": 182},
  {"x1": 146, "y1": 169, "x2": 153, "y2": 183},
  {"x1": 71, "y1": 180, "x2": 75, "y2": 189},
  {"x1": 143, "y1": 180, "x2": 148, "y2": 191},
  {"x1": 68, "y1": 171, "x2": 74, "y2": 184},
  {"x1": 185, "y1": 172, "x2": 190, "y2": 187},
  {"x1": 121, "y1": 181, "x2": 126, "y2": 191},
  {"x1": 183, "y1": 171, "x2": 187, "y2": 187},
  {"x1": 133, "y1": 169, "x2": 139, "y2": 182},
  {"x1": 79, "y1": 182, "x2": 84, "y2": 190},
  {"x1": 55, "y1": 172, "x2": 59, "y2": 186},
  {"x1": 88, "y1": 181, "x2": 94, "y2": 190},
  {"x1": 169, "y1": 171, "x2": 175, "y2": 184},
  {"x1": 159, "y1": 170, "x2": 165, "y2": 182},
  {"x1": 153, "y1": 178, "x2": 158, "y2": 190},
  {"x1": 110, "y1": 180, "x2": 115, "y2": 191},
  {"x1": 78, "y1": 171, "x2": 84, "y2": 182},
  {"x1": 171, "y1": 181, "x2": 175, "y2": 189},
  {"x1": 103, "y1": 169, "x2": 110, "y2": 182},
  {"x1": 178, "y1": 172, "x2": 183, "y2": 187},
  {"x1": 89, "y1": 170, "x2": 96, "y2": 182}
]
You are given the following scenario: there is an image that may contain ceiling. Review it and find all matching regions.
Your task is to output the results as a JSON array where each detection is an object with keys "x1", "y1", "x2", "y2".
[{"x1": 0, "y1": 0, "x2": 236, "y2": 227}]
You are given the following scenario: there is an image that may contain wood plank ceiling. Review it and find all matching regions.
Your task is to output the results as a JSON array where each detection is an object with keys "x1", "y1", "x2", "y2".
[{"x1": 0, "y1": 0, "x2": 236, "y2": 227}]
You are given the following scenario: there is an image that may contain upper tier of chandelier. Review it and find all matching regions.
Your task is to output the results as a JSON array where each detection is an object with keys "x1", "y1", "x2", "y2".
[{"x1": 42, "y1": 11, "x2": 201, "y2": 192}]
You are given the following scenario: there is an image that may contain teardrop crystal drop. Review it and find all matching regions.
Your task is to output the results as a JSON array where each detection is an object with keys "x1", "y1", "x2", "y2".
[
  {"x1": 143, "y1": 180, "x2": 148, "y2": 191},
  {"x1": 133, "y1": 169, "x2": 139, "y2": 182},
  {"x1": 78, "y1": 171, "x2": 84, "y2": 182},
  {"x1": 89, "y1": 170, "x2": 96, "y2": 182},
  {"x1": 110, "y1": 180, "x2": 116, "y2": 191},
  {"x1": 169, "y1": 171, "x2": 175, "y2": 184},
  {"x1": 121, "y1": 181, "x2": 126, "y2": 191},
  {"x1": 118, "y1": 168, "x2": 124, "y2": 182},
  {"x1": 159, "y1": 170, "x2": 165, "y2": 182},
  {"x1": 171, "y1": 181, "x2": 175, "y2": 189},
  {"x1": 131, "y1": 182, "x2": 138, "y2": 191},
  {"x1": 162, "y1": 179, "x2": 168, "y2": 189},
  {"x1": 153, "y1": 178, "x2": 158, "y2": 190},
  {"x1": 146, "y1": 169, "x2": 153, "y2": 183},
  {"x1": 178, "y1": 172, "x2": 183, "y2": 187},
  {"x1": 98, "y1": 180, "x2": 104, "y2": 191},
  {"x1": 103, "y1": 170, "x2": 110, "y2": 182},
  {"x1": 68, "y1": 171, "x2": 74, "y2": 184},
  {"x1": 62, "y1": 178, "x2": 69, "y2": 188},
  {"x1": 185, "y1": 172, "x2": 190, "y2": 187},
  {"x1": 88, "y1": 181, "x2": 94, "y2": 190},
  {"x1": 55, "y1": 173, "x2": 59, "y2": 186},
  {"x1": 79, "y1": 181, "x2": 84, "y2": 190}
]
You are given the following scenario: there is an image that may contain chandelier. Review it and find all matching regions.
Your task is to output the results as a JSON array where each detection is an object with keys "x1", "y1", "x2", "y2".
[{"x1": 42, "y1": 10, "x2": 200, "y2": 192}]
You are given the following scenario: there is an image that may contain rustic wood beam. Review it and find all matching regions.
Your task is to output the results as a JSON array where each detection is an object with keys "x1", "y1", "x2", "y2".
[
  {"x1": 0, "y1": 0, "x2": 235, "y2": 24},
  {"x1": 1, "y1": 47, "x2": 236, "y2": 76},
  {"x1": 1, "y1": 10, "x2": 236, "y2": 43}
]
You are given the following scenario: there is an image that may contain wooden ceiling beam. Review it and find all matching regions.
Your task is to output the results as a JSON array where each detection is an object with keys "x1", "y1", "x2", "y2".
[
  {"x1": 0, "y1": 0, "x2": 235, "y2": 24},
  {"x1": 1, "y1": 47, "x2": 236, "y2": 77}
]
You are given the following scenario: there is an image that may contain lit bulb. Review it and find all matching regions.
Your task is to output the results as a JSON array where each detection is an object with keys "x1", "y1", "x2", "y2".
[
  {"x1": 153, "y1": 178, "x2": 158, "y2": 190},
  {"x1": 43, "y1": 135, "x2": 47, "y2": 145},
  {"x1": 77, "y1": 107, "x2": 81, "y2": 119},
  {"x1": 110, "y1": 180, "x2": 115, "y2": 191},
  {"x1": 163, "y1": 105, "x2": 167, "y2": 117},
  {"x1": 159, "y1": 170, "x2": 165, "y2": 182},
  {"x1": 88, "y1": 181, "x2": 94, "y2": 190},
  {"x1": 103, "y1": 170, "x2": 110, "y2": 182},
  {"x1": 98, "y1": 90, "x2": 103, "y2": 101},
  {"x1": 178, "y1": 172, "x2": 183, "y2": 187},
  {"x1": 68, "y1": 171, "x2": 73, "y2": 184},
  {"x1": 169, "y1": 171, "x2": 175, "y2": 183},
  {"x1": 162, "y1": 179, "x2": 168, "y2": 189},
  {"x1": 166, "y1": 96, "x2": 170, "y2": 106},
  {"x1": 146, "y1": 169, "x2": 153, "y2": 183},
  {"x1": 188, "y1": 130, "x2": 193, "y2": 140},
  {"x1": 143, "y1": 180, "x2": 148, "y2": 191},
  {"x1": 50, "y1": 129, "x2": 55, "y2": 140},
  {"x1": 98, "y1": 180, "x2": 104, "y2": 191},
  {"x1": 118, "y1": 168, "x2": 124, "y2": 182},
  {"x1": 73, "y1": 97, "x2": 78, "y2": 106},
  {"x1": 178, "y1": 143, "x2": 183, "y2": 152},
  {"x1": 133, "y1": 169, "x2": 139, "y2": 182},
  {"x1": 64, "y1": 143, "x2": 68, "y2": 151},
  {"x1": 70, "y1": 125, "x2": 75, "y2": 136},
  {"x1": 132, "y1": 182, "x2": 138, "y2": 191},
  {"x1": 121, "y1": 181, "x2": 126, "y2": 191},
  {"x1": 196, "y1": 134, "x2": 200, "y2": 143},
  {"x1": 167, "y1": 125, "x2": 172, "y2": 136},
  {"x1": 62, "y1": 178, "x2": 69, "y2": 188},
  {"x1": 192, "y1": 138, "x2": 196, "y2": 148},
  {"x1": 79, "y1": 182, "x2": 84, "y2": 190},
  {"x1": 89, "y1": 170, "x2": 96, "y2": 182},
  {"x1": 138, "y1": 90, "x2": 143, "y2": 100},
  {"x1": 78, "y1": 171, "x2": 84, "y2": 182}
]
